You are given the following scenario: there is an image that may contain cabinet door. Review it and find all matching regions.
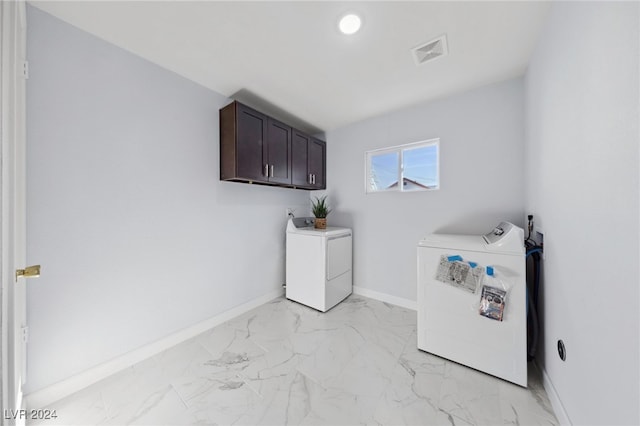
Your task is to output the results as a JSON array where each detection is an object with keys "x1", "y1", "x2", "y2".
[
  {"x1": 267, "y1": 119, "x2": 292, "y2": 184},
  {"x1": 236, "y1": 104, "x2": 268, "y2": 182},
  {"x1": 292, "y1": 130, "x2": 311, "y2": 187},
  {"x1": 308, "y1": 138, "x2": 326, "y2": 189}
]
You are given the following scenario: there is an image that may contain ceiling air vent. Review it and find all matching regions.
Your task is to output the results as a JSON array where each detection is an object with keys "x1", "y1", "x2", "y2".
[{"x1": 412, "y1": 35, "x2": 448, "y2": 65}]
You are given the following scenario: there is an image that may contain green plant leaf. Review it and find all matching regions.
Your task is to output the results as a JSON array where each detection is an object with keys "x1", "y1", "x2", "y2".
[{"x1": 311, "y1": 195, "x2": 331, "y2": 218}]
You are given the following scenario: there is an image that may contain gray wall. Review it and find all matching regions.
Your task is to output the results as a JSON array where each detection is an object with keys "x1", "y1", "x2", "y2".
[
  {"x1": 525, "y1": 2, "x2": 639, "y2": 424},
  {"x1": 325, "y1": 78, "x2": 525, "y2": 302},
  {"x1": 25, "y1": 6, "x2": 309, "y2": 393}
]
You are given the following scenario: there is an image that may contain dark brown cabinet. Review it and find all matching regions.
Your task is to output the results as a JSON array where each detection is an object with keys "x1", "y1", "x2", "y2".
[
  {"x1": 292, "y1": 130, "x2": 326, "y2": 189},
  {"x1": 308, "y1": 137, "x2": 326, "y2": 189},
  {"x1": 231, "y1": 103, "x2": 267, "y2": 182},
  {"x1": 220, "y1": 101, "x2": 325, "y2": 190},
  {"x1": 266, "y1": 118, "x2": 292, "y2": 184},
  {"x1": 220, "y1": 102, "x2": 291, "y2": 184}
]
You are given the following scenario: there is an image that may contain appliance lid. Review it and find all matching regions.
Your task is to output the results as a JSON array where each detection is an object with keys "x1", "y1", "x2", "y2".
[
  {"x1": 292, "y1": 227, "x2": 352, "y2": 237},
  {"x1": 419, "y1": 222, "x2": 524, "y2": 255},
  {"x1": 418, "y1": 233, "x2": 487, "y2": 252},
  {"x1": 287, "y1": 217, "x2": 351, "y2": 237}
]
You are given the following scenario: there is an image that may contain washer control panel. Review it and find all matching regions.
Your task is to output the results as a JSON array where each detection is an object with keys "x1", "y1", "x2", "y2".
[
  {"x1": 482, "y1": 222, "x2": 524, "y2": 254},
  {"x1": 291, "y1": 217, "x2": 316, "y2": 228},
  {"x1": 483, "y1": 222, "x2": 512, "y2": 244}
]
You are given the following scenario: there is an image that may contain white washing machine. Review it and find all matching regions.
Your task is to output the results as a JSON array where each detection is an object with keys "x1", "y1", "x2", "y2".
[
  {"x1": 417, "y1": 222, "x2": 527, "y2": 386},
  {"x1": 286, "y1": 217, "x2": 352, "y2": 312}
]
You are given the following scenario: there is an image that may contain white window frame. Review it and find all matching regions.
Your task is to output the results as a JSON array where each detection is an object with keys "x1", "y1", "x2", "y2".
[{"x1": 364, "y1": 138, "x2": 440, "y2": 193}]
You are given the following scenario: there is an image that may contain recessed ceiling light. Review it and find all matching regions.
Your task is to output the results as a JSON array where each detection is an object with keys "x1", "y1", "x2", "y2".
[{"x1": 338, "y1": 14, "x2": 361, "y2": 35}]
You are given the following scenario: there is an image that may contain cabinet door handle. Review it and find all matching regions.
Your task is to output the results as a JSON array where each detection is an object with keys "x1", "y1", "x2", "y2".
[
  {"x1": 264, "y1": 164, "x2": 269, "y2": 177},
  {"x1": 309, "y1": 174, "x2": 312, "y2": 184},
  {"x1": 312, "y1": 174, "x2": 316, "y2": 184},
  {"x1": 270, "y1": 165, "x2": 274, "y2": 177}
]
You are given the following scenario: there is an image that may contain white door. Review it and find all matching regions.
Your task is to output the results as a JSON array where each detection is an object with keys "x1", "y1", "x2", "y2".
[{"x1": 1, "y1": 1, "x2": 31, "y2": 424}]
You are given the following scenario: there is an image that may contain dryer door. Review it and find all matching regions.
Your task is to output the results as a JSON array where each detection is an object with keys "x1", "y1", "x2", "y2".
[{"x1": 326, "y1": 234, "x2": 352, "y2": 280}]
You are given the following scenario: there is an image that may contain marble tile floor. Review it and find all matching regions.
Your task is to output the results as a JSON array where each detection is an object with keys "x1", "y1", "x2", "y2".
[{"x1": 30, "y1": 295, "x2": 558, "y2": 426}]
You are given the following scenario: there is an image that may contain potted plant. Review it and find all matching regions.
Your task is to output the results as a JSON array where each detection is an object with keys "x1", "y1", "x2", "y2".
[{"x1": 311, "y1": 196, "x2": 331, "y2": 229}]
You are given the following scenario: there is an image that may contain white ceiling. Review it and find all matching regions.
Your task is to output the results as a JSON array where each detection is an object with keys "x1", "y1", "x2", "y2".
[{"x1": 29, "y1": 1, "x2": 551, "y2": 133}]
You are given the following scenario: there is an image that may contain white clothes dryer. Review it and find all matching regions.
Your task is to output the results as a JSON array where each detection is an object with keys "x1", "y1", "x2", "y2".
[
  {"x1": 286, "y1": 217, "x2": 352, "y2": 312},
  {"x1": 417, "y1": 222, "x2": 527, "y2": 386}
]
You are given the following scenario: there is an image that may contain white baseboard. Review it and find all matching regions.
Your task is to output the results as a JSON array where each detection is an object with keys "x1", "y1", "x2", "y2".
[
  {"x1": 26, "y1": 288, "x2": 284, "y2": 410},
  {"x1": 353, "y1": 286, "x2": 416, "y2": 311},
  {"x1": 536, "y1": 361, "x2": 572, "y2": 426}
]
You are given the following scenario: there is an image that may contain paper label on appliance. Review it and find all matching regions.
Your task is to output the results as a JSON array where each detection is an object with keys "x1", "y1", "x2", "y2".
[{"x1": 435, "y1": 255, "x2": 483, "y2": 293}]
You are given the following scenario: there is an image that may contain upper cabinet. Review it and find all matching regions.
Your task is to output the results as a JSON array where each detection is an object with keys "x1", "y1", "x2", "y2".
[
  {"x1": 292, "y1": 130, "x2": 326, "y2": 189},
  {"x1": 221, "y1": 102, "x2": 291, "y2": 184},
  {"x1": 229, "y1": 103, "x2": 267, "y2": 183},
  {"x1": 308, "y1": 137, "x2": 326, "y2": 189},
  {"x1": 220, "y1": 101, "x2": 325, "y2": 190},
  {"x1": 266, "y1": 118, "x2": 292, "y2": 185}
]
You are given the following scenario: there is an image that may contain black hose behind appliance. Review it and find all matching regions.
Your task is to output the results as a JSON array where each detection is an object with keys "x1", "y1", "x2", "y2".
[{"x1": 525, "y1": 215, "x2": 543, "y2": 361}]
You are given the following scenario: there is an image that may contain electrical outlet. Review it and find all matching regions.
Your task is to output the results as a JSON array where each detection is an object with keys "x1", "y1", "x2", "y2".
[
  {"x1": 286, "y1": 208, "x2": 295, "y2": 218},
  {"x1": 557, "y1": 339, "x2": 566, "y2": 361}
]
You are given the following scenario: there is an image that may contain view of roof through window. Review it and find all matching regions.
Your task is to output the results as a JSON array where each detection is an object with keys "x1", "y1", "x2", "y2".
[{"x1": 367, "y1": 139, "x2": 439, "y2": 193}]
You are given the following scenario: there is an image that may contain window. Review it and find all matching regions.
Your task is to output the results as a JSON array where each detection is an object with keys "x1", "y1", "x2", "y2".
[{"x1": 365, "y1": 139, "x2": 439, "y2": 193}]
